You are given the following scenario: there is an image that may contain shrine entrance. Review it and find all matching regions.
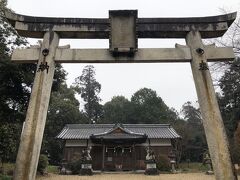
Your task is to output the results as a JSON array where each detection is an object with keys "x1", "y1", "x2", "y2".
[
  {"x1": 104, "y1": 145, "x2": 133, "y2": 171},
  {"x1": 4, "y1": 9, "x2": 238, "y2": 180},
  {"x1": 90, "y1": 124, "x2": 147, "y2": 171}
]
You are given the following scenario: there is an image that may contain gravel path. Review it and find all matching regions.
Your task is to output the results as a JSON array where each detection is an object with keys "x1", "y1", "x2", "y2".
[{"x1": 37, "y1": 173, "x2": 217, "y2": 180}]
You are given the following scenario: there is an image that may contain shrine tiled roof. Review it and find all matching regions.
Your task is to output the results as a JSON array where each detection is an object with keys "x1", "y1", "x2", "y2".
[{"x1": 56, "y1": 124, "x2": 181, "y2": 140}]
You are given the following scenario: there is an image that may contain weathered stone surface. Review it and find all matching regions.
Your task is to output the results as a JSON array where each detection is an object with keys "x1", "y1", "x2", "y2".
[
  {"x1": 12, "y1": 48, "x2": 40, "y2": 63},
  {"x1": 4, "y1": 10, "x2": 236, "y2": 38},
  {"x1": 109, "y1": 10, "x2": 137, "y2": 54},
  {"x1": 13, "y1": 32, "x2": 59, "y2": 180},
  {"x1": 186, "y1": 31, "x2": 237, "y2": 180},
  {"x1": 11, "y1": 46, "x2": 234, "y2": 63}
]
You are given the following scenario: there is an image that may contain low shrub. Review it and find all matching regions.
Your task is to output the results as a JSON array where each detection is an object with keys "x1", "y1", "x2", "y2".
[
  {"x1": 179, "y1": 162, "x2": 208, "y2": 172},
  {"x1": 0, "y1": 166, "x2": 3, "y2": 174},
  {"x1": 68, "y1": 160, "x2": 82, "y2": 174},
  {"x1": 6, "y1": 168, "x2": 13, "y2": 176},
  {"x1": 0, "y1": 174, "x2": 12, "y2": 180},
  {"x1": 37, "y1": 154, "x2": 49, "y2": 175},
  {"x1": 156, "y1": 155, "x2": 171, "y2": 171}
]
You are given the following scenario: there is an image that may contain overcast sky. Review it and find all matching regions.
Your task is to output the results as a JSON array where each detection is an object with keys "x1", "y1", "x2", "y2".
[{"x1": 7, "y1": 0, "x2": 240, "y2": 112}]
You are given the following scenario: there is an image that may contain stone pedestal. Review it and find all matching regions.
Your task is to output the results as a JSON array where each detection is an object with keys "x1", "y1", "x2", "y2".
[
  {"x1": 170, "y1": 161, "x2": 177, "y2": 173},
  {"x1": 168, "y1": 150, "x2": 177, "y2": 173},
  {"x1": 145, "y1": 160, "x2": 159, "y2": 175},
  {"x1": 80, "y1": 160, "x2": 93, "y2": 176},
  {"x1": 205, "y1": 162, "x2": 214, "y2": 175},
  {"x1": 59, "y1": 162, "x2": 67, "y2": 175},
  {"x1": 206, "y1": 170, "x2": 214, "y2": 175}
]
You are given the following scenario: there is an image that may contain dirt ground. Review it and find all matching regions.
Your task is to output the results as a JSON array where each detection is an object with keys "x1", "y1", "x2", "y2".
[{"x1": 37, "y1": 173, "x2": 218, "y2": 180}]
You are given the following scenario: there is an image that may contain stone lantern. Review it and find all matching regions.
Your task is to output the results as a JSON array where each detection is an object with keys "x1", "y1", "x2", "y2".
[
  {"x1": 168, "y1": 150, "x2": 177, "y2": 173},
  {"x1": 203, "y1": 152, "x2": 214, "y2": 175}
]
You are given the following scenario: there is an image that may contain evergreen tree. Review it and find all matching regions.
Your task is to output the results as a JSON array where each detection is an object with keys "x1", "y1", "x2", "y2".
[
  {"x1": 130, "y1": 88, "x2": 177, "y2": 124},
  {"x1": 233, "y1": 122, "x2": 240, "y2": 164},
  {"x1": 73, "y1": 65, "x2": 102, "y2": 123},
  {"x1": 0, "y1": 0, "x2": 73, "y2": 164},
  {"x1": 43, "y1": 83, "x2": 86, "y2": 164},
  {"x1": 179, "y1": 101, "x2": 207, "y2": 162},
  {"x1": 219, "y1": 57, "x2": 240, "y2": 138},
  {"x1": 0, "y1": 0, "x2": 33, "y2": 124},
  {"x1": 102, "y1": 96, "x2": 133, "y2": 124},
  {"x1": 181, "y1": 101, "x2": 202, "y2": 126},
  {"x1": 0, "y1": 0, "x2": 34, "y2": 164}
]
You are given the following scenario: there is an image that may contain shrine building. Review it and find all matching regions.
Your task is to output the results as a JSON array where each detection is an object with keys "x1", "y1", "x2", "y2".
[{"x1": 57, "y1": 123, "x2": 181, "y2": 171}]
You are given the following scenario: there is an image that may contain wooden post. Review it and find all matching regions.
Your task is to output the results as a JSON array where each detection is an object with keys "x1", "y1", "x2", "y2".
[
  {"x1": 13, "y1": 31, "x2": 59, "y2": 180},
  {"x1": 133, "y1": 144, "x2": 136, "y2": 171},
  {"x1": 102, "y1": 144, "x2": 105, "y2": 171},
  {"x1": 186, "y1": 31, "x2": 237, "y2": 180}
]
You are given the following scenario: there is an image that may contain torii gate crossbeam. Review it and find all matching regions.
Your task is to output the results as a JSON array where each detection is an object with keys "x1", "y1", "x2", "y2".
[{"x1": 5, "y1": 10, "x2": 238, "y2": 180}]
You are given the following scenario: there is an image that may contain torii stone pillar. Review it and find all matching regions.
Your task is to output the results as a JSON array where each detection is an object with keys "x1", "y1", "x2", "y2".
[
  {"x1": 13, "y1": 31, "x2": 59, "y2": 180},
  {"x1": 186, "y1": 31, "x2": 237, "y2": 180}
]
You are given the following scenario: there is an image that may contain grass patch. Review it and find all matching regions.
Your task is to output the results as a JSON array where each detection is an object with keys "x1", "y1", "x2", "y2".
[
  {"x1": 0, "y1": 174, "x2": 12, "y2": 180},
  {"x1": 47, "y1": 166, "x2": 59, "y2": 174},
  {"x1": 0, "y1": 163, "x2": 14, "y2": 176},
  {"x1": 179, "y1": 162, "x2": 208, "y2": 173}
]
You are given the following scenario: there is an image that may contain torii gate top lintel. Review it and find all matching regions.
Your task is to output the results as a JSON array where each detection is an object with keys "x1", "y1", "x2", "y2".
[
  {"x1": 5, "y1": 10, "x2": 237, "y2": 39},
  {"x1": 5, "y1": 10, "x2": 237, "y2": 63}
]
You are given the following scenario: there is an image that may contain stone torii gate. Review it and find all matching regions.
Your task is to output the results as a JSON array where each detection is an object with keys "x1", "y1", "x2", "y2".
[{"x1": 5, "y1": 10, "x2": 238, "y2": 180}]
